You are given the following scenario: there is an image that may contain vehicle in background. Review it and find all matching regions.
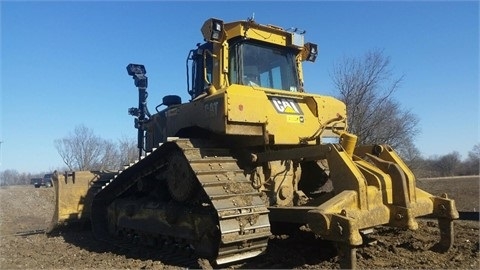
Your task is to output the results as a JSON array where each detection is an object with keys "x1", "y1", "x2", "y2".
[
  {"x1": 32, "y1": 174, "x2": 53, "y2": 188},
  {"x1": 30, "y1": 178, "x2": 43, "y2": 187}
]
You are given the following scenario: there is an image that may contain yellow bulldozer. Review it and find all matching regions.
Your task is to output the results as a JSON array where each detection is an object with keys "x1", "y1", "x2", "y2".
[{"x1": 48, "y1": 18, "x2": 458, "y2": 269}]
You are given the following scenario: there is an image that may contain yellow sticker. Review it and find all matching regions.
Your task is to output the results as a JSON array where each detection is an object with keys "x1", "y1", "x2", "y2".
[{"x1": 287, "y1": 115, "x2": 304, "y2": 123}]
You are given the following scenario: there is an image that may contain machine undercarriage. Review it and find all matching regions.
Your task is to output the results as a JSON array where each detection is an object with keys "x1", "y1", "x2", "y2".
[{"x1": 49, "y1": 136, "x2": 458, "y2": 269}]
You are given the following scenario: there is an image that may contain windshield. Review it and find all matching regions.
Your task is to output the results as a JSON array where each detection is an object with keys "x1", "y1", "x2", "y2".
[{"x1": 229, "y1": 41, "x2": 300, "y2": 91}]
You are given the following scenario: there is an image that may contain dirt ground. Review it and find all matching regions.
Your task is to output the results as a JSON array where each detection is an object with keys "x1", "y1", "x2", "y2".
[{"x1": 0, "y1": 176, "x2": 478, "y2": 269}]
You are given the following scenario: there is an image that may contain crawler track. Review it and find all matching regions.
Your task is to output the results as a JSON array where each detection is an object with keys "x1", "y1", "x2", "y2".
[{"x1": 90, "y1": 138, "x2": 271, "y2": 266}]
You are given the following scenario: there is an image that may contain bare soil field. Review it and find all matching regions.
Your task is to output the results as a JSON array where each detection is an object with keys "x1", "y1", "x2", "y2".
[{"x1": 0, "y1": 176, "x2": 478, "y2": 269}]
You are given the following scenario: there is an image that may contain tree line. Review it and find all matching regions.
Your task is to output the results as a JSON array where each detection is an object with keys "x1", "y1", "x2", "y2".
[
  {"x1": 0, "y1": 126, "x2": 138, "y2": 186},
  {"x1": 0, "y1": 170, "x2": 40, "y2": 186},
  {"x1": 409, "y1": 145, "x2": 479, "y2": 178}
]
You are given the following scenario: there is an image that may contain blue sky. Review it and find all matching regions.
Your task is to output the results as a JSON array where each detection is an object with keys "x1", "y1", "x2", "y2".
[{"x1": 1, "y1": 1, "x2": 478, "y2": 173}]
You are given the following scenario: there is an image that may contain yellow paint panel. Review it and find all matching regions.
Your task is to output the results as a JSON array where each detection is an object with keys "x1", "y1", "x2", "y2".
[{"x1": 225, "y1": 85, "x2": 347, "y2": 144}]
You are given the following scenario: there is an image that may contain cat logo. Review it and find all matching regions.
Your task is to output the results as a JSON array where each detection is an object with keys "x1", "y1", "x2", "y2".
[
  {"x1": 270, "y1": 97, "x2": 303, "y2": 115},
  {"x1": 204, "y1": 100, "x2": 220, "y2": 118}
]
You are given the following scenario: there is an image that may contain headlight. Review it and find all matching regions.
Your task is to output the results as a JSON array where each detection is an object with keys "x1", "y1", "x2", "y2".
[{"x1": 305, "y1": 42, "x2": 318, "y2": 62}]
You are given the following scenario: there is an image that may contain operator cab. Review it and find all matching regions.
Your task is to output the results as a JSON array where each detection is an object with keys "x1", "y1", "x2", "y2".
[{"x1": 187, "y1": 18, "x2": 317, "y2": 100}]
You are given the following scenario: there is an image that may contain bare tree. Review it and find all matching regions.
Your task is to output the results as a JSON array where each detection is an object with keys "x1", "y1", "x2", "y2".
[
  {"x1": 331, "y1": 49, "x2": 419, "y2": 153},
  {"x1": 464, "y1": 143, "x2": 480, "y2": 175},
  {"x1": 434, "y1": 151, "x2": 461, "y2": 177},
  {"x1": 96, "y1": 140, "x2": 119, "y2": 170},
  {"x1": 400, "y1": 140, "x2": 423, "y2": 171},
  {"x1": 0, "y1": 169, "x2": 19, "y2": 186},
  {"x1": 54, "y1": 137, "x2": 74, "y2": 170},
  {"x1": 117, "y1": 136, "x2": 138, "y2": 168},
  {"x1": 54, "y1": 125, "x2": 117, "y2": 171}
]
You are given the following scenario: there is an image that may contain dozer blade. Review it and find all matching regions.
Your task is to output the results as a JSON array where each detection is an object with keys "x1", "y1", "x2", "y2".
[
  {"x1": 47, "y1": 170, "x2": 116, "y2": 233},
  {"x1": 306, "y1": 143, "x2": 459, "y2": 269}
]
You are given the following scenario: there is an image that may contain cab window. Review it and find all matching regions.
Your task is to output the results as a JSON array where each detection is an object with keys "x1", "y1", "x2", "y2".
[{"x1": 229, "y1": 41, "x2": 299, "y2": 91}]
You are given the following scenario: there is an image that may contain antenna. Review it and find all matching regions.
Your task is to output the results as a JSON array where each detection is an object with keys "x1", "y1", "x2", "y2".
[
  {"x1": 126, "y1": 64, "x2": 149, "y2": 160},
  {"x1": 248, "y1": 13, "x2": 255, "y2": 22}
]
